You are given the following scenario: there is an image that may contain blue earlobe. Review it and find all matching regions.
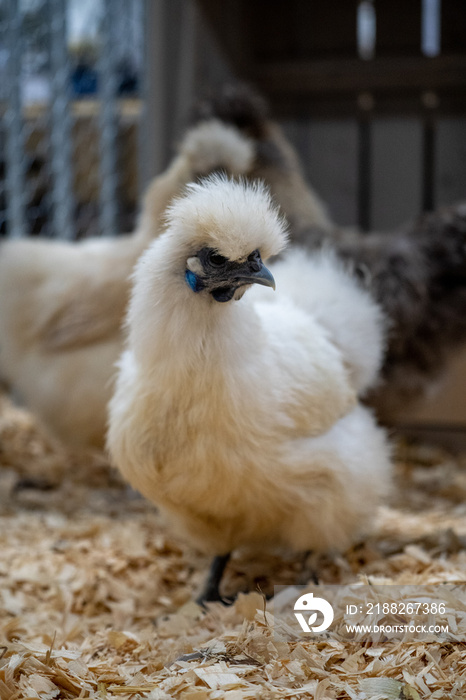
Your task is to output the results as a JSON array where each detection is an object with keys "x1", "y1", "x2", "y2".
[{"x1": 185, "y1": 269, "x2": 205, "y2": 293}]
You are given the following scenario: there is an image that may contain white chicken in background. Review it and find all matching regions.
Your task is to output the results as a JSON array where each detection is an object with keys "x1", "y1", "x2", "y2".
[
  {"x1": 107, "y1": 176, "x2": 391, "y2": 603},
  {"x1": 0, "y1": 120, "x2": 254, "y2": 449}
]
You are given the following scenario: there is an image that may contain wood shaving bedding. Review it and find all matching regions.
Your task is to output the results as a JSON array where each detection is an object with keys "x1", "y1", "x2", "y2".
[{"x1": 1, "y1": 395, "x2": 465, "y2": 698}]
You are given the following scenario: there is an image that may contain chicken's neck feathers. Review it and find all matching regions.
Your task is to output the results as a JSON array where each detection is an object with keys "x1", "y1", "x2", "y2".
[{"x1": 128, "y1": 262, "x2": 262, "y2": 383}]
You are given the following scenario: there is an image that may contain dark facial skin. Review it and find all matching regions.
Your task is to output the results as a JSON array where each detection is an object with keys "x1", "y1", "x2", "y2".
[{"x1": 186, "y1": 247, "x2": 276, "y2": 302}]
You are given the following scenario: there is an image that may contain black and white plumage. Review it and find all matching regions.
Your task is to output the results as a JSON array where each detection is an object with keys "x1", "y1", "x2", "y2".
[
  {"x1": 325, "y1": 205, "x2": 466, "y2": 417},
  {"x1": 107, "y1": 176, "x2": 391, "y2": 602}
]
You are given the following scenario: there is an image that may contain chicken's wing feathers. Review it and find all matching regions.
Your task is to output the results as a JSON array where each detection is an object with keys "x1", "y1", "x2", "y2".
[
  {"x1": 269, "y1": 248, "x2": 387, "y2": 395},
  {"x1": 254, "y1": 298, "x2": 357, "y2": 437}
]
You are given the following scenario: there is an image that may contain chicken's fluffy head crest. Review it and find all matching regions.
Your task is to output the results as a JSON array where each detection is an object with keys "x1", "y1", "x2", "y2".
[
  {"x1": 155, "y1": 175, "x2": 289, "y2": 302},
  {"x1": 165, "y1": 174, "x2": 288, "y2": 262}
]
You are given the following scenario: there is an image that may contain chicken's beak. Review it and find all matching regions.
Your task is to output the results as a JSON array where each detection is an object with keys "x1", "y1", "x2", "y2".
[
  {"x1": 234, "y1": 262, "x2": 276, "y2": 290},
  {"x1": 209, "y1": 256, "x2": 276, "y2": 302}
]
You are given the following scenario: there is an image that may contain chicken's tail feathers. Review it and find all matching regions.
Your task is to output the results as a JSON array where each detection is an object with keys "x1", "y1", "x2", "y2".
[
  {"x1": 193, "y1": 83, "x2": 333, "y2": 234},
  {"x1": 376, "y1": 200, "x2": 466, "y2": 387},
  {"x1": 413, "y1": 201, "x2": 466, "y2": 278},
  {"x1": 137, "y1": 118, "x2": 257, "y2": 243},
  {"x1": 193, "y1": 82, "x2": 270, "y2": 140},
  {"x1": 420, "y1": 202, "x2": 466, "y2": 349},
  {"x1": 178, "y1": 118, "x2": 255, "y2": 179}
]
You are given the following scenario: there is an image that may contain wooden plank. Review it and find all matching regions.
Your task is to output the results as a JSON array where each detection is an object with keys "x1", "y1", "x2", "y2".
[
  {"x1": 140, "y1": 0, "x2": 209, "y2": 187},
  {"x1": 196, "y1": 0, "x2": 251, "y2": 71},
  {"x1": 249, "y1": 0, "x2": 297, "y2": 61},
  {"x1": 441, "y1": 0, "x2": 466, "y2": 54},
  {"x1": 422, "y1": 117, "x2": 436, "y2": 211},
  {"x1": 435, "y1": 117, "x2": 466, "y2": 207},
  {"x1": 194, "y1": 3, "x2": 235, "y2": 88},
  {"x1": 269, "y1": 92, "x2": 466, "y2": 119},
  {"x1": 371, "y1": 118, "x2": 423, "y2": 230},
  {"x1": 251, "y1": 55, "x2": 466, "y2": 95},
  {"x1": 247, "y1": 0, "x2": 358, "y2": 62},
  {"x1": 376, "y1": 0, "x2": 423, "y2": 56},
  {"x1": 357, "y1": 116, "x2": 372, "y2": 230},
  {"x1": 294, "y1": 1, "x2": 358, "y2": 59},
  {"x1": 282, "y1": 118, "x2": 358, "y2": 226},
  {"x1": 139, "y1": 0, "x2": 171, "y2": 188}
]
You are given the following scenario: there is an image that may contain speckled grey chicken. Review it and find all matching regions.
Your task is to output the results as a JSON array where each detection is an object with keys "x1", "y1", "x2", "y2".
[{"x1": 195, "y1": 85, "x2": 466, "y2": 418}]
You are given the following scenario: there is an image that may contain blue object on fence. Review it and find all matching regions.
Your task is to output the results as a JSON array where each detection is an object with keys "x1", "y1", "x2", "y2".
[{"x1": 72, "y1": 63, "x2": 98, "y2": 96}]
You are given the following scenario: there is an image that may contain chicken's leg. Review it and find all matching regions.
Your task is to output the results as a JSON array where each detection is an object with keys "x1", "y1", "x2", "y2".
[
  {"x1": 197, "y1": 553, "x2": 231, "y2": 605},
  {"x1": 302, "y1": 551, "x2": 319, "y2": 585}
]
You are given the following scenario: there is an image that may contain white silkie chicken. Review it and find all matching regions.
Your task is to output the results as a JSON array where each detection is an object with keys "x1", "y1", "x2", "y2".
[{"x1": 107, "y1": 176, "x2": 391, "y2": 603}]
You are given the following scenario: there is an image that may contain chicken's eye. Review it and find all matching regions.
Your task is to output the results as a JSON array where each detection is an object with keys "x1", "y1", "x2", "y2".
[
  {"x1": 248, "y1": 250, "x2": 261, "y2": 263},
  {"x1": 208, "y1": 251, "x2": 227, "y2": 267}
]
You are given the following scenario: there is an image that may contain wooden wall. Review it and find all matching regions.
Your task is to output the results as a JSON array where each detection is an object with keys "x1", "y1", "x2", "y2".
[
  {"x1": 192, "y1": 0, "x2": 466, "y2": 438},
  {"x1": 281, "y1": 115, "x2": 466, "y2": 230},
  {"x1": 196, "y1": 0, "x2": 466, "y2": 231}
]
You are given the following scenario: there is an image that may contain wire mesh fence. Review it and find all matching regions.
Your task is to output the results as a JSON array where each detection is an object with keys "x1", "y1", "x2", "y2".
[{"x1": 0, "y1": 0, "x2": 144, "y2": 239}]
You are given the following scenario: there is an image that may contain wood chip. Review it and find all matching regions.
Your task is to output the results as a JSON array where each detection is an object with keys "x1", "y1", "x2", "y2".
[{"x1": 1, "y1": 395, "x2": 466, "y2": 697}]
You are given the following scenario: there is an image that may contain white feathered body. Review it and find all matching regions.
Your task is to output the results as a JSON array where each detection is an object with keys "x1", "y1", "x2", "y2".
[{"x1": 108, "y1": 178, "x2": 391, "y2": 557}]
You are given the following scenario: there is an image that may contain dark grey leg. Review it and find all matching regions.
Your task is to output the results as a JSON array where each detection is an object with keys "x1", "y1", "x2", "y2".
[
  {"x1": 196, "y1": 553, "x2": 231, "y2": 605},
  {"x1": 299, "y1": 550, "x2": 319, "y2": 586}
]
